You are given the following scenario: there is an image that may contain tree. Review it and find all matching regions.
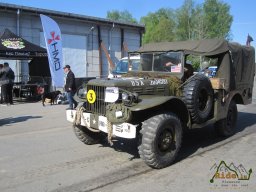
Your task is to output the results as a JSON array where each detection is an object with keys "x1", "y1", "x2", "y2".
[
  {"x1": 107, "y1": 10, "x2": 138, "y2": 24},
  {"x1": 176, "y1": 0, "x2": 196, "y2": 40},
  {"x1": 176, "y1": 0, "x2": 232, "y2": 41},
  {"x1": 202, "y1": 0, "x2": 233, "y2": 40},
  {"x1": 140, "y1": 8, "x2": 176, "y2": 44},
  {"x1": 140, "y1": 0, "x2": 233, "y2": 43},
  {"x1": 192, "y1": 4, "x2": 205, "y2": 40}
]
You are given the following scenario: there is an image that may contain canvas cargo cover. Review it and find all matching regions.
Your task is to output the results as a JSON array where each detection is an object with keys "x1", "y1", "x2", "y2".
[
  {"x1": 228, "y1": 42, "x2": 255, "y2": 88},
  {"x1": 136, "y1": 39, "x2": 232, "y2": 56}
]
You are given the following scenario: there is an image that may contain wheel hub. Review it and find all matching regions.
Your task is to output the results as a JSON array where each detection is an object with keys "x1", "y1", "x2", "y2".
[
  {"x1": 198, "y1": 89, "x2": 208, "y2": 111},
  {"x1": 159, "y1": 130, "x2": 173, "y2": 152}
]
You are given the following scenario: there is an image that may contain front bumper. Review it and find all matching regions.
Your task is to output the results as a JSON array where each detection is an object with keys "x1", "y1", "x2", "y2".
[{"x1": 66, "y1": 110, "x2": 137, "y2": 139}]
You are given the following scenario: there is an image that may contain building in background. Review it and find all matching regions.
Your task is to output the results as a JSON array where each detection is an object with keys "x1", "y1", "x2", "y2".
[{"x1": 0, "y1": 2, "x2": 144, "y2": 80}]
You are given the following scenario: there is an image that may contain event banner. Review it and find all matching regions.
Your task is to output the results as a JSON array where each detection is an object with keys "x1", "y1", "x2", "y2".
[{"x1": 40, "y1": 14, "x2": 64, "y2": 87}]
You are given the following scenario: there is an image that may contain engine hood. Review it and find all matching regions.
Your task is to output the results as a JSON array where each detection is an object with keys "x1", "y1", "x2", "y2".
[{"x1": 87, "y1": 77, "x2": 169, "y2": 89}]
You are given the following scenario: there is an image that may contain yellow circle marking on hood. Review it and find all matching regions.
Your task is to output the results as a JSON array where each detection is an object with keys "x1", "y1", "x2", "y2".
[{"x1": 87, "y1": 90, "x2": 96, "y2": 104}]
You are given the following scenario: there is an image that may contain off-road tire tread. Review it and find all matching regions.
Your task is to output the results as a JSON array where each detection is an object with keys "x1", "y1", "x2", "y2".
[
  {"x1": 138, "y1": 113, "x2": 183, "y2": 169},
  {"x1": 183, "y1": 74, "x2": 213, "y2": 123},
  {"x1": 73, "y1": 125, "x2": 101, "y2": 145}
]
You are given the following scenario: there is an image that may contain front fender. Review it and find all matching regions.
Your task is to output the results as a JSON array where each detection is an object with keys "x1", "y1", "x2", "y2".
[
  {"x1": 129, "y1": 95, "x2": 190, "y2": 126},
  {"x1": 129, "y1": 95, "x2": 176, "y2": 111}
]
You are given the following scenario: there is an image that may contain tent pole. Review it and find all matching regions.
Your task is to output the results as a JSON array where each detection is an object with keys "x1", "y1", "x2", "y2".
[
  {"x1": 17, "y1": 9, "x2": 20, "y2": 35},
  {"x1": 16, "y1": 9, "x2": 21, "y2": 82}
]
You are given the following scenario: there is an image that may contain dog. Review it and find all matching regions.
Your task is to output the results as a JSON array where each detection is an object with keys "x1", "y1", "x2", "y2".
[{"x1": 42, "y1": 90, "x2": 61, "y2": 106}]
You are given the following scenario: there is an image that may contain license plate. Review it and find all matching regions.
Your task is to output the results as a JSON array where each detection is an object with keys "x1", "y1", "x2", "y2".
[{"x1": 113, "y1": 123, "x2": 136, "y2": 139}]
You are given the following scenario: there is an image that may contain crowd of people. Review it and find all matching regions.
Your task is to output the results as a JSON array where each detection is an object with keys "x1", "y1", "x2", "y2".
[
  {"x1": 0, "y1": 62, "x2": 15, "y2": 105},
  {"x1": 0, "y1": 62, "x2": 77, "y2": 108}
]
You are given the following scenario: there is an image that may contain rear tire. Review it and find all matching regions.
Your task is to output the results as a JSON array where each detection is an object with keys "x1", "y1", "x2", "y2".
[
  {"x1": 214, "y1": 100, "x2": 237, "y2": 137},
  {"x1": 138, "y1": 112, "x2": 183, "y2": 169}
]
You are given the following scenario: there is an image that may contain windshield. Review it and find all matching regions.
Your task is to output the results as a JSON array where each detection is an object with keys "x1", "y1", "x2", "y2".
[{"x1": 139, "y1": 52, "x2": 183, "y2": 73}]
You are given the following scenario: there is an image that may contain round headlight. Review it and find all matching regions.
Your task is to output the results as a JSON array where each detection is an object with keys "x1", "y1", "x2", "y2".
[
  {"x1": 77, "y1": 87, "x2": 87, "y2": 98},
  {"x1": 105, "y1": 87, "x2": 119, "y2": 103},
  {"x1": 122, "y1": 92, "x2": 129, "y2": 101}
]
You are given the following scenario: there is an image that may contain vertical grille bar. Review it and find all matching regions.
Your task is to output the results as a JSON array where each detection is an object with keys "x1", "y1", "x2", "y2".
[{"x1": 86, "y1": 85, "x2": 106, "y2": 115}]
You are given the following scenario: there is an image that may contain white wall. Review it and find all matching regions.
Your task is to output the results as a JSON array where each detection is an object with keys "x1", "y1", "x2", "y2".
[
  {"x1": 40, "y1": 33, "x2": 87, "y2": 78},
  {"x1": 0, "y1": 8, "x2": 142, "y2": 79},
  {"x1": 62, "y1": 34, "x2": 87, "y2": 78}
]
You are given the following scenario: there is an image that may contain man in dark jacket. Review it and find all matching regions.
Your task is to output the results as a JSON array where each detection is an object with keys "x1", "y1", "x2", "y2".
[
  {"x1": 0, "y1": 62, "x2": 15, "y2": 105},
  {"x1": 0, "y1": 64, "x2": 4, "y2": 104},
  {"x1": 63, "y1": 65, "x2": 77, "y2": 110},
  {"x1": 4, "y1": 62, "x2": 15, "y2": 105}
]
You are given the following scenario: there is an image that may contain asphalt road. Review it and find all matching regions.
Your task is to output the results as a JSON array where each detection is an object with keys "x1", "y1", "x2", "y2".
[{"x1": 0, "y1": 102, "x2": 256, "y2": 192}]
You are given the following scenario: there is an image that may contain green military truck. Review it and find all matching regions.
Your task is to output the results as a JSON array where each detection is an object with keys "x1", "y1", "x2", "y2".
[{"x1": 66, "y1": 39, "x2": 255, "y2": 169}]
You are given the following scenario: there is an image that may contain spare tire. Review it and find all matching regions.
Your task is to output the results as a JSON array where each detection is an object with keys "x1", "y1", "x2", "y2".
[{"x1": 183, "y1": 74, "x2": 213, "y2": 124}]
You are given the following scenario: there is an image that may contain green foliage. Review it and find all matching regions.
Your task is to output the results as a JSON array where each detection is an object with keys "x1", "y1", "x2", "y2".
[
  {"x1": 203, "y1": 0, "x2": 233, "y2": 40},
  {"x1": 140, "y1": 0, "x2": 233, "y2": 43},
  {"x1": 176, "y1": 0, "x2": 196, "y2": 40},
  {"x1": 140, "y1": 8, "x2": 176, "y2": 44},
  {"x1": 187, "y1": 55, "x2": 201, "y2": 71},
  {"x1": 106, "y1": 0, "x2": 233, "y2": 43},
  {"x1": 107, "y1": 10, "x2": 138, "y2": 24}
]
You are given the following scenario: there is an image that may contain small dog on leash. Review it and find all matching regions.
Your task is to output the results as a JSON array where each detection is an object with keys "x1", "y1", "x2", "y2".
[{"x1": 42, "y1": 90, "x2": 61, "y2": 106}]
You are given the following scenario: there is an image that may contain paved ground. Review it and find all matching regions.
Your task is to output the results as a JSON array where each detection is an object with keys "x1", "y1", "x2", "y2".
[{"x1": 0, "y1": 101, "x2": 256, "y2": 192}]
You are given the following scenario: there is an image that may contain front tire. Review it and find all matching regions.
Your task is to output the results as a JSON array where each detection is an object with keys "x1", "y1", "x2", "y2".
[
  {"x1": 138, "y1": 112, "x2": 183, "y2": 169},
  {"x1": 214, "y1": 100, "x2": 237, "y2": 137},
  {"x1": 73, "y1": 125, "x2": 103, "y2": 145}
]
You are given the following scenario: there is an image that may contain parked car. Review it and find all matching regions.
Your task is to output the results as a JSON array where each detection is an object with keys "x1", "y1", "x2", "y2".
[{"x1": 111, "y1": 55, "x2": 140, "y2": 75}]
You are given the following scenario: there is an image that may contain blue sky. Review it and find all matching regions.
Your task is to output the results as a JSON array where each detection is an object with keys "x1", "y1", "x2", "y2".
[{"x1": 1, "y1": 0, "x2": 255, "y2": 46}]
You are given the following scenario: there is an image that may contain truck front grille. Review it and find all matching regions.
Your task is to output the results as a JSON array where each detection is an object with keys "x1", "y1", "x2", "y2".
[{"x1": 85, "y1": 85, "x2": 106, "y2": 115}]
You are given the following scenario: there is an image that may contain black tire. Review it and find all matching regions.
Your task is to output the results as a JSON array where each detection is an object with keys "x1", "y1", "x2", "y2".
[
  {"x1": 138, "y1": 112, "x2": 183, "y2": 169},
  {"x1": 214, "y1": 100, "x2": 237, "y2": 137},
  {"x1": 73, "y1": 125, "x2": 103, "y2": 145},
  {"x1": 183, "y1": 74, "x2": 213, "y2": 124}
]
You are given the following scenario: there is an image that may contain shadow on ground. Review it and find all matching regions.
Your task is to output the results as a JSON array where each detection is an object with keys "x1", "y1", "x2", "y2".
[
  {"x1": 96, "y1": 111, "x2": 256, "y2": 163},
  {"x1": 0, "y1": 115, "x2": 42, "y2": 126},
  {"x1": 177, "y1": 111, "x2": 256, "y2": 162}
]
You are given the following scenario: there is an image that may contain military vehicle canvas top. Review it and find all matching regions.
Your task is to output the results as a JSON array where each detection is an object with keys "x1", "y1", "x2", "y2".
[{"x1": 66, "y1": 39, "x2": 255, "y2": 169}]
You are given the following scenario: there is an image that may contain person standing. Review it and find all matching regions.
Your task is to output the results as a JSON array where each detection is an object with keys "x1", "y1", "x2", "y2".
[
  {"x1": 3, "y1": 62, "x2": 15, "y2": 105},
  {"x1": 63, "y1": 65, "x2": 77, "y2": 110},
  {"x1": 182, "y1": 60, "x2": 194, "y2": 82},
  {"x1": 0, "y1": 64, "x2": 4, "y2": 104}
]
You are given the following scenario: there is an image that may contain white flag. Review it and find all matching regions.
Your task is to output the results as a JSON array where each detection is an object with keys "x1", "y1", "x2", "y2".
[{"x1": 40, "y1": 14, "x2": 64, "y2": 87}]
